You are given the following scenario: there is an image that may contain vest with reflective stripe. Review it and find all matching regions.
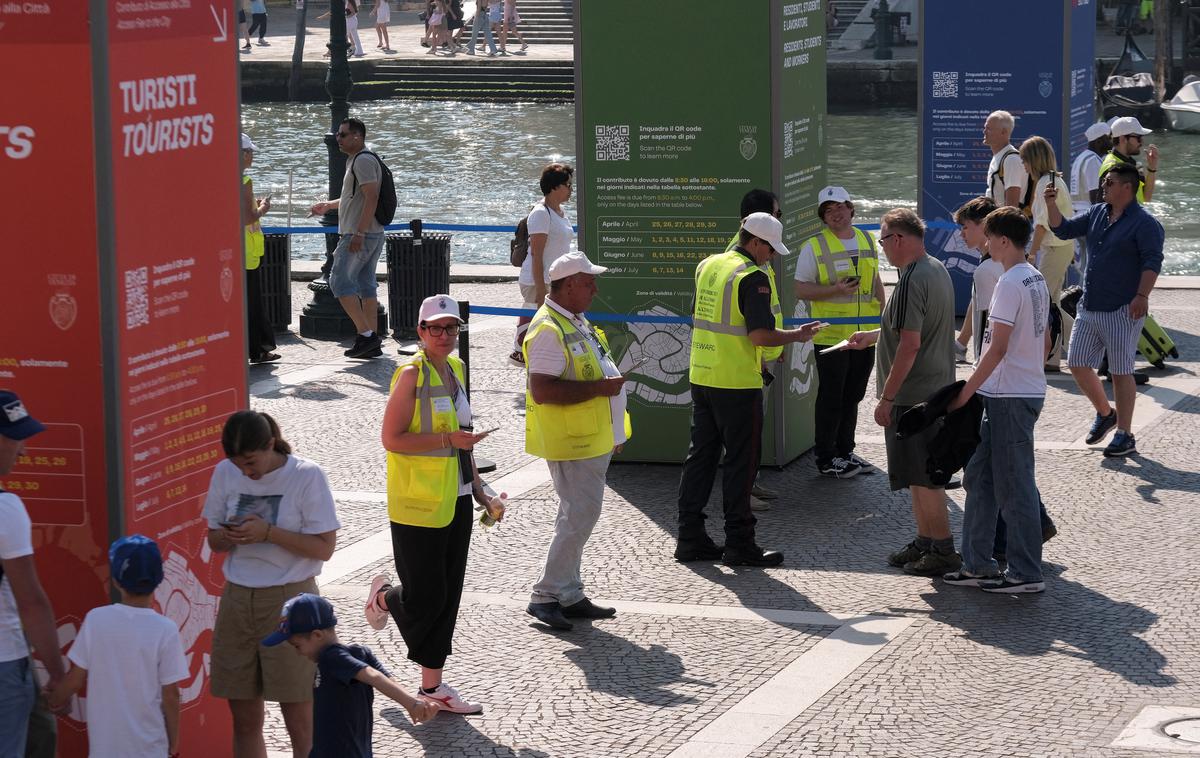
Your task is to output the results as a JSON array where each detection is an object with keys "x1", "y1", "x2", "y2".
[
  {"x1": 522, "y1": 305, "x2": 629, "y2": 461},
  {"x1": 1099, "y1": 150, "x2": 1146, "y2": 202},
  {"x1": 386, "y1": 354, "x2": 466, "y2": 528},
  {"x1": 807, "y1": 228, "x2": 882, "y2": 344},
  {"x1": 243, "y1": 175, "x2": 265, "y2": 271},
  {"x1": 690, "y1": 250, "x2": 768, "y2": 389},
  {"x1": 725, "y1": 233, "x2": 783, "y2": 362}
]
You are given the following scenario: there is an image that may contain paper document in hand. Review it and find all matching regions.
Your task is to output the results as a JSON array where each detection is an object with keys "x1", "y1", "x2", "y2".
[{"x1": 819, "y1": 340, "x2": 850, "y2": 355}]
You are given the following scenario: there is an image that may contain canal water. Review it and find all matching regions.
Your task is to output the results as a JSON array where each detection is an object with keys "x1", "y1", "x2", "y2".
[{"x1": 243, "y1": 101, "x2": 1200, "y2": 274}]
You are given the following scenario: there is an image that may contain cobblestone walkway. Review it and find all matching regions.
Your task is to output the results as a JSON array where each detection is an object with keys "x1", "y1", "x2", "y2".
[{"x1": 253, "y1": 280, "x2": 1200, "y2": 757}]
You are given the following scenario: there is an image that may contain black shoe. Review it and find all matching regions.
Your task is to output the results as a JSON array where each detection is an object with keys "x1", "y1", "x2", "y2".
[
  {"x1": 1085, "y1": 410, "x2": 1117, "y2": 445},
  {"x1": 348, "y1": 332, "x2": 383, "y2": 359},
  {"x1": 561, "y1": 598, "x2": 616, "y2": 619},
  {"x1": 343, "y1": 334, "x2": 366, "y2": 357},
  {"x1": 526, "y1": 602, "x2": 572, "y2": 630},
  {"x1": 674, "y1": 540, "x2": 723, "y2": 562},
  {"x1": 722, "y1": 545, "x2": 784, "y2": 567}
]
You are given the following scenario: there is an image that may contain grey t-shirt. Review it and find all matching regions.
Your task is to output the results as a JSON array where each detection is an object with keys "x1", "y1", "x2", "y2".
[
  {"x1": 876, "y1": 254, "x2": 956, "y2": 406},
  {"x1": 338, "y1": 151, "x2": 385, "y2": 235}
]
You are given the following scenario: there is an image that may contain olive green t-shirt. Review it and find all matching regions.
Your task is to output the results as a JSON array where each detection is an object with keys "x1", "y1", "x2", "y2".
[{"x1": 876, "y1": 254, "x2": 956, "y2": 406}]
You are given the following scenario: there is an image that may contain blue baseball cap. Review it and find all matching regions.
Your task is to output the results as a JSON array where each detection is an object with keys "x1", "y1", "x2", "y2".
[
  {"x1": 0, "y1": 391, "x2": 45, "y2": 441},
  {"x1": 262, "y1": 593, "x2": 337, "y2": 646},
  {"x1": 109, "y1": 535, "x2": 164, "y2": 595}
]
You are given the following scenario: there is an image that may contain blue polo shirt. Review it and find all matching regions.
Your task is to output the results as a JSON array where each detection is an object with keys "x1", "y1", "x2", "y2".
[
  {"x1": 312, "y1": 643, "x2": 391, "y2": 758},
  {"x1": 1050, "y1": 201, "x2": 1164, "y2": 312}
]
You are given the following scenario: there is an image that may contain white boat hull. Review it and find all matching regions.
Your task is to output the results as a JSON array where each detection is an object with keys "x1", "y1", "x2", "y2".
[{"x1": 1162, "y1": 104, "x2": 1200, "y2": 133}]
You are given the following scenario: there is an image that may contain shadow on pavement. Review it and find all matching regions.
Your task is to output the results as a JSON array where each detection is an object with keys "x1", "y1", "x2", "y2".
[
  {"x1": 1100, "y1": 453, "x2": 1200, "y2": 504},
  {"x1": 920, "y1": 563, "x2": 1176, "y2": 686},
  {"x1": 380, "y1": 707, "x2": 551, "y2": 757},
  {"x1": 556, "y1": 623, "x2": 710, "y2": 706}
]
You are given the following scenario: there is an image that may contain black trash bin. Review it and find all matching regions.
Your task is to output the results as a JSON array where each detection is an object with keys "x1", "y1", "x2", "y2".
[
  {"x1": 260, "y1": 233, "x2": 292, "y2": 332},
  {"x1": 386, "y1": 232, "x2": 451, "y2": 339}
]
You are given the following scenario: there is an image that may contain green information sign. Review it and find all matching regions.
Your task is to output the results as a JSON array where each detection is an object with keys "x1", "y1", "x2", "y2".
[{"x1": 575, "y1": 0, "x2": 827, "y2": 464}]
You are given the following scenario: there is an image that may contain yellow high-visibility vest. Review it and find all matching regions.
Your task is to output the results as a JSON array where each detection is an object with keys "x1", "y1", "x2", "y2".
[
  {"x1": 386, "y1": 354, "x2": 466, "y2": 528},
  {"x1": 522, "y1": 304, "x2": 632, "y2": 461},
  {"x1": 725, "y1": 233, "x2": 783, "y2": 362},
  {"x1": 243, "y1": 175, "x2": 265, "y2": 271},
  {"x1": 806, "y1": 228, "x2": 881, "y2": 344},
  {"x1": 1099, "y1": 151, "x2": 1146, "y2": 203},
  {"x1": 690, "y1": 250, "x2": 771, "y2": 389}
]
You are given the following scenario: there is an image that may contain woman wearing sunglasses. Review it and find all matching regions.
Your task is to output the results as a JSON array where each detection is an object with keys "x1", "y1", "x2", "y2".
[{"x1": 363, "y1": 294, "x2": 505, "y2": 716}]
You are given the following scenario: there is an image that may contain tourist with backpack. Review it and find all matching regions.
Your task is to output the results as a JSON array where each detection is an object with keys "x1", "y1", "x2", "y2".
[
  {"x1": 509, "y1": 163, "x2": 575, "y2": 366},
  {"x1": 309, "y1": 117, "x2": 398, "y2": 360}
]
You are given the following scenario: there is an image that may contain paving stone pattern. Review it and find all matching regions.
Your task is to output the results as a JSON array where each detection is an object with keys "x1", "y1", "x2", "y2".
[{"x1": 249, "y1": 281, "x2": 1200, "y2": 756}]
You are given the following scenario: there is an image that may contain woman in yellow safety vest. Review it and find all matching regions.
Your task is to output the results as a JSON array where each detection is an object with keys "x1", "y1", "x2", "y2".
[
  {"x1": 240, "y1": 133, "x2": 279, "y2": 363},
  {"x1": 362, "y1": 294, "x2": 504, "y2": 715}
]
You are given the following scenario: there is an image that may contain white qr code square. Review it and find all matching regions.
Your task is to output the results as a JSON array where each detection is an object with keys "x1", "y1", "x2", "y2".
[
  {"x1": 125, "y1": 266, "x2": 149, "y2": 330},
  {"x1": 932, "y1": 71, "x2": 959, "y2": 98},
  {"x1": 783, "y1": 121, "x2": 794, "y2": 159},
  {"x1": 595, "y1": 124, "x2": 629, "y2": 161}
]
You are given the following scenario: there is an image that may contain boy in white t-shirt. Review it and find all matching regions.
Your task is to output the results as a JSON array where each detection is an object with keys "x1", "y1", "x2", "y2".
[
  {"x1": 49, "y1": 535, "x2": 189, "y2": 757},
  {"x1": 951, "y1": 196, "x2": 1003, "y2": 362},
  {"x1": 944, "y1": 207, "x2": 1050, "y2": 595}
]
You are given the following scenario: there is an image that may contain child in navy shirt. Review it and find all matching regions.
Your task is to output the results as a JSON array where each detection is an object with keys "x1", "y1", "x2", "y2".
[{"x1": 263, "y1": 593, "x2": 436, "y2": 757}]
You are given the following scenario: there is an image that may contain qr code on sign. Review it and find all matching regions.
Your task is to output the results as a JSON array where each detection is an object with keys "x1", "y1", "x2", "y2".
[
  {"x1": 595, "y1": 125, "x2": 629, "y2": 161},
  {"x1": 125, "y1": 267, "x2": 149, "y2": 330},
  {"x1": 932, "y1": 71, "x2": 959, "y2": 98}
]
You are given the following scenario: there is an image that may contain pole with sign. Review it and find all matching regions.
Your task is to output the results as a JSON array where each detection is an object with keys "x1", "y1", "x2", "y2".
[
  {"x1": 3, "y1": 0, "x2": 245, "y2": 752},
  {"x1": 918, "y1": 0, "x2": 1095, "y2": 313},
  {"x1": 575, "y1": 0, "x2": 828, "y2": 465}
]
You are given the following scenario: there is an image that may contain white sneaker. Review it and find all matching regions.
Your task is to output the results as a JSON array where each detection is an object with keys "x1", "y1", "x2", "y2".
[
  {"x1": 419, "y1": 682, "x2": 483, "y2": 714},
  {"x1": 364, "y1": 574, "x2": 391, "y2": 630},
  {"x1": 953, "y1": 341, "x2": 968, "y2": 363},
  {"x1": 750, "y1": 495, "x2": 771, "y2": 512}
]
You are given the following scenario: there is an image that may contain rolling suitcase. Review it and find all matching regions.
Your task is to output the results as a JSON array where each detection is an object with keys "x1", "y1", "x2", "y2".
[{"x1": 1137, "y1": 314, "x2": 1179, "y2": 369}]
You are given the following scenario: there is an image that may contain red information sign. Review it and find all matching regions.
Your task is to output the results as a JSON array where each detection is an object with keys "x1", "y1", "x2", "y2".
[
  {"x1": 2, "y1": 0, "x2": 244, "y2": 752},
  {"x1": 105, "y1": 0, "x2": 244, "y2": 749}
]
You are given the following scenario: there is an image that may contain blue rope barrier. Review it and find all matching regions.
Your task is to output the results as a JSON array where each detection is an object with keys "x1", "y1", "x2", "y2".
[
  {"x1": 467, "y1": 304, "x2": 879, "y2": 327},
  {"x1": 261, "y1": 220, "x2": 958, "y2": 235}
]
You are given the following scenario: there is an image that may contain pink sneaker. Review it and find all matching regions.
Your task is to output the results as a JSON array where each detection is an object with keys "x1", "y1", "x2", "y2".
[
  {"x1": 419, "y1": 683, "x2": 483, "y2": 714},
  {"x1": 364, "y1": 574, "x2": 391, "y2": 630}
]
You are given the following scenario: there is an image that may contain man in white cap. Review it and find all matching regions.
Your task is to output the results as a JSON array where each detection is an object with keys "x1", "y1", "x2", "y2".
[
  {"x1": 675, "y1": 213, "x2": 823, "y2": 567},
  {"x1": 1069, "y1": 122, "x2": 1113, "y2": 272},
  {"x1": 523, "y1": 252, "x2": 630, "y2": 631},
  {"x1": 1101, "y1": 116, "x2": 1159, "y2": 202},
  {"x1": 982, "y1": 110, "x2": 1026, "y2": 208},
  {"x1": 793, "y1": 186, "x2": 885, "y2": 479}
]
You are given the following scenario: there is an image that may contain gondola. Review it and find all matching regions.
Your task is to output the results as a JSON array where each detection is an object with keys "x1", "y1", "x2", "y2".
[{"x1": 1101, "y1": 31, "x2": 1164, "y2": 129}]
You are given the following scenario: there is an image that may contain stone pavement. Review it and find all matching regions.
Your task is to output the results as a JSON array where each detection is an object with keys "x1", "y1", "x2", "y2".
[{"x1": 252, "y1": 279, "x2": 1200, "y2": 757}]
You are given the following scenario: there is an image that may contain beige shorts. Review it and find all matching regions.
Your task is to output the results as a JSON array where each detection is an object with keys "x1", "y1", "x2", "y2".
[{"x1": 210, "y1": 577, "x2": 319, "y2": 703}]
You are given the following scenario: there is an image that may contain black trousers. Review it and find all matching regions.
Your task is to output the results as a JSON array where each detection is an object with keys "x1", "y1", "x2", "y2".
[
  {"x1": 245, "y1": 267, "x2": 276, "y2": 359},
  {"x1": 677, "y1": 384, "x2": 761, "y2": 550},
  {"x1": 248, "y1": 12, "x2": 267, "y2": 39},
  {"x1": 385, "y1": 494, "x2": 473, "y2": 670},
  {"x1": 813, "y1": 346, "x2": 875, "y2": 464}
]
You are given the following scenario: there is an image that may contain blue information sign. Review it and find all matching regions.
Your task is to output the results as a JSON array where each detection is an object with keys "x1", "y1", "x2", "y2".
[{"x1": 918, "y1": 0, "x2": 1095, "y2": 313}]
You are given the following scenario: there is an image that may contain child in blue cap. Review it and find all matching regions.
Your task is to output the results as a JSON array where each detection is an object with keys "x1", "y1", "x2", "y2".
[
  {"x1": 47, "y1": 534, "x2": 189, "y2": 757},
  {"x1": 263, "y1": 593, "x2": 436, "y2": 754}
]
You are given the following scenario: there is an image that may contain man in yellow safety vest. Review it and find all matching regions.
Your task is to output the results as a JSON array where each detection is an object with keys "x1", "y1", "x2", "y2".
[
  {"x1": 675, "y1": 213, "x2": 823, "y2": 567},
  {"x1": 523, "y1": 252, "x2": 631, "y2": 631},
  {"x1": 793, "y1": 186, "x2": 885, "y2": 478}
]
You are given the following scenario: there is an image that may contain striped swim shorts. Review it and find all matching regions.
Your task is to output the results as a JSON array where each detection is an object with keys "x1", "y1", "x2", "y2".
[{"x1": 1066, "y1": 304, "x2": 1144, "y2": 375}]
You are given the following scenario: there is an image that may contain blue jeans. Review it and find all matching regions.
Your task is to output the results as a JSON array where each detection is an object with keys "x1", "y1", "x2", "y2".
[
  {"x1": 961, "y1": 396, "x2": 1044, "y2": 582},
  {"x1": 0, "y1": 656, "x2": 36, "y2": 757},
  {"x1": 467, "y1": 10, "x2": 496, "y2": 54}
]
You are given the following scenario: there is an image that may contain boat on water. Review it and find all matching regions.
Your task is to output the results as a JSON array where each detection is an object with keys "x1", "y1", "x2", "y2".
[
  {"x1": 1162, "y1": 78, "x2": 1200, "y2": 133},
  {"x1": 1102, "y1": 32, "x2": 1164, "y2": 129}
]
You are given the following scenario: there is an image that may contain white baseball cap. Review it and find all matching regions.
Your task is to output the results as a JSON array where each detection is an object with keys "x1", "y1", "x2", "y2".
[
  {"x1": 240, "y1": 133, "x2": 256, "y2": 151},
  {"x1": 1111, "y1": 116, "x2": 1152, "y2": 138},
  {"x1": 1106, "y1": 116, "x2": 1122, "y2": 130},
  {"x1": 548, "y1": 251, "x2": 607, "y2": 281},
  {"x1": 741, "y1": 212, "x2": 791, "y2": 256},
  {"x1": 817, "y1": 186, "x2": 852, "y2": 205},
  {"x1": 418, "y1": 294, "x2": 464, "y2": 324},
  {"x1": 1085, "y1": 122, "x2": 1111, "y2": 142}
]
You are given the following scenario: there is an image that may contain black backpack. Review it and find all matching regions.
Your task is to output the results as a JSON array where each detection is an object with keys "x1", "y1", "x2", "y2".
[{"x1": 351, "y1": 151, "x2": 397, "y2": 226}]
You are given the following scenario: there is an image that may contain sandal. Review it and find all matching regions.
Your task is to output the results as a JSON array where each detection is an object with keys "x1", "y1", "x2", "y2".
[{"x1": 250, "y1": 352, "x2": 281, "y2": 364}]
